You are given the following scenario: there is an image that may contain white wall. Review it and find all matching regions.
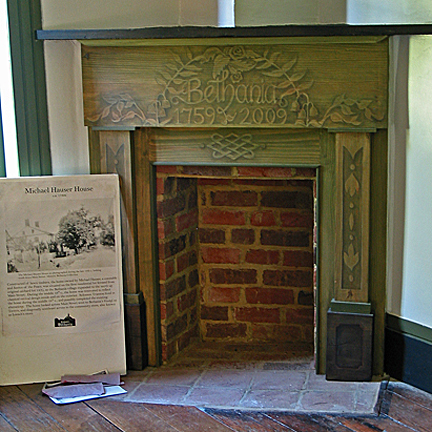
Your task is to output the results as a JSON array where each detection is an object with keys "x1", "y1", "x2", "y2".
[
  {"x1": 235, "y1": 0, "x2": 346, "y2": 26},
  {"x1": 347, "y1": 0, "x2": 432, "y2": 24},
  {"x1": 399, "y1": 36, "x2": 432, "y2": 327},
  {"x1": 44, "y1": 40, "x2": 89, "y2": 175}
]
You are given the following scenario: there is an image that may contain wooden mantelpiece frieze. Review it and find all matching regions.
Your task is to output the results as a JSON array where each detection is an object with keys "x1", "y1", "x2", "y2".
[{"x1": 82, "y1": 37, "x2": 388, "y2": 130}]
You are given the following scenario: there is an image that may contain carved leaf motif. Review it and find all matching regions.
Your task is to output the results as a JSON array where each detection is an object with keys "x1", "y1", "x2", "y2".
[
  {"x1": 344, "y1": 243, "x2": 359, "y2": 271},
  {"x1": 345, "y1": 173, "x2": 360, "y2": 197}
]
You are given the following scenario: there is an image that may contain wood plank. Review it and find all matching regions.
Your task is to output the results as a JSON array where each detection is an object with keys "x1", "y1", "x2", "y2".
[
  {"x1": 0, "y1": 386, "x2": 66, "y2": 432},
  {"x1": 145, "y1": 404, "x2": 236, "y2": 432},
  {"x1": 87, "y1": 399, "x2": 179, "y2": 432},
  {"x1": 388, "y1": 382, "x2": 432, "y2": 411},
  {"x1": 0, "y1": 413, "x2": 17, "y2": 432},
  {"x1": 18, "y1": 384, "x2": 120, "y2": 432},
  {"x1": 258, "y1": 412, "x2": 334, "y2": 432},
  {"x1": 204, "y1": 409, "x2": 294, "y2": 431},
  {"x1": 333, "y1": 415, "x2": 416, "y2": 432},
  {"x1": 384, "y1": 391, "x2": 432, "y2": 432}
]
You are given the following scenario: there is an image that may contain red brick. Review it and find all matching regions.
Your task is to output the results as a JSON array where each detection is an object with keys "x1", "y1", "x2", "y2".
[
  {"x1": 159, "y1": 235, "x2": 187, "y2": 259},
  {"x1": 246, "y1": 249, "x2": 279, "y2": 265},
  {"x1": 286, "y1": 307, "x2": 314, "y2": 324},
  {"x1": 166, "y1": 314, "x2": 188, "y2": 340},
  {"x1": 261, "y1": 230, "x2": 310, "y2": 247},
  {"x1": 205, "y1": 323, "x2": 247, "y2": 338},
  {"x1": 160, "y1": 303, "x2": 167, "y2": 320},
  {"x1": 211, "y1": 190, "x2": 258, "y2": 207},
  {"x1": 199, "y1": 228, "x2": 225, "y2": 244},
  {"x1": 235, "y1": 307, "x2": 280, "y2": 323},
  {"x1": 232, "y1": 228, "x2": 255, "y2": 244},
  {"x1": 210, "y1": 268, "x2": 257, "y2": 285},
  {"x1": 208, "y1": 287, "x2": 241, "y2": 303},
  {"x1": 251, "y1": 324, "x2": 302, "y2": 342},
  {"x1": 293, "y1": 167, "x2": 316, "y2": 178},
  {"x1": 198, "y1": 178, "x2": 231, "y2": 186},
  {"x1": 202, "y1": 209, "x2": 246, "y2": 225},
  {"x1": 236, "y1": 167, "x2": 294, "y2": 178},
  {"x1": 233, "y1": 179, "x2": 287, "y2": 187},
  {"x1": 201, "y1": 306, "x2": 229, "y2": 321},
  {"x1": 188, "y1": 269, "x2": 199, "y2": 288},
  {"x1": 298, "y1": 290, "x2": 314, "y2": 305},
  {"x1": 176, "y1": 208, "x2": 198, "y2": 232},
  {"x1": 263, "y1": 269, "x2": 312, "y2": 287},
  {"x1": 183, "y1": 166, "x2": 233, "y2": 177},
  {"x1": 157, "y1": 195, "x2": 186, "y2": 218},
  {"x1": 157, "y1": 165, "x2": 178, "y2": 174},
  {"x1": 159, "y1": 259, "x2": 175, "y2": 281},
  {"x1": 281, "y1": 211, "x2": 313, "y2": 228},
  {"x1": 157, "y1": 218, "x2": 174, "y2": 239},
  {"x1": 283, "y1": 250, "x2": 313, "y2": 267},
  {"x1": 261, "y1": 190, "x2": 312, "y2": 209},
  {"x1": 245, "y1": 287, "x2": 294, "y2": 305},
  {"x1": 178, "y1": 325, "x2": 199, "y2": 351},
  {"x1": 164, "y1": 275, "x2": 187, "y2": 300},
  {"x1": 201, "y1": 247, "x2": 241, "y2": 264},
  {"x1": 176, "y1": 250, "x2": 197, "y2": 273},
  {"x1": 161, "y1": 340, "x2": 177, "y2": 362},
  {"x1": 251, "y1": 211, "x2": 276, "y2": 226},
  {"x1": 178, "y1": 289, "x2": 198, "y2": 312}
]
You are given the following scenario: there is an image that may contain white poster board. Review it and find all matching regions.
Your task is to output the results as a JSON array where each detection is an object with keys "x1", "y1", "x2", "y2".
[{"x1": 0, "y1": 174, "x2": 126, "y2": 385}]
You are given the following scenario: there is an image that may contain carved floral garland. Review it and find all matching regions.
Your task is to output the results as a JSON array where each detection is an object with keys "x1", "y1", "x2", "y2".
[{"x1": 89, "y1": 46, "x2": 385, "y2": 128}]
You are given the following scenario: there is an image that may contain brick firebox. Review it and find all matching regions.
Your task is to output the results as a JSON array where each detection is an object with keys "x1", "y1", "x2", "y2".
[{"x1": 156, "y1": 165, "x2": 316, "y2": 363}]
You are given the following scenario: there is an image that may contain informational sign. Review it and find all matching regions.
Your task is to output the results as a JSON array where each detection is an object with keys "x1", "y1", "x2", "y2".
[{"x1": 0, "y1": 175, "x2": 126, "y2": 385}]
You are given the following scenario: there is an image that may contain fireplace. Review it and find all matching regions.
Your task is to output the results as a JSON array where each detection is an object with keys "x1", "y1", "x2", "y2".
[{"x1": 80, "y1": 36, "x2": 389, "y2": 376}]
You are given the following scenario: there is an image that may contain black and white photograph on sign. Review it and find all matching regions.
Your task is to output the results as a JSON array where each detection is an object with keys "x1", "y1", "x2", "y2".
[
  {"x1": 5, "y1": 199, "x2": 116, "y2": 273},
  {"x1": 0, "y1": 175, "x2": 126, "y2": 386}
]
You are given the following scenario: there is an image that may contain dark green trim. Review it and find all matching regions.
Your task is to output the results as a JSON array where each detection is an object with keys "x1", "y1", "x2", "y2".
[
  {"x1": 386, "y1": 313, "x2": 432, "y2": 344},
  {"x1": 36, "y1": 24, "x2": 432, "y2": 41},
  {"x1": 7, "y1": 0, "x2": 51, "y2": 176},
  {"x1": 0, "y1": 98, "x2": 6, "y2": 177},
  {"x1": 385, "y1": 326, "x2": 432, "y2": 394},
  {"x1": 330, "y1": 299, "x2": 372, "y2": 314}
]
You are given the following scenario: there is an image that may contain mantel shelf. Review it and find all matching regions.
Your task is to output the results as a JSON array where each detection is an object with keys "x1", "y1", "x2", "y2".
[{"x1": 36, "y1": 24, "x2": 432, "y2": 43}]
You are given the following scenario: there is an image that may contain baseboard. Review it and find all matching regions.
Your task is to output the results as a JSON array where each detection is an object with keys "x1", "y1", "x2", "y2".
[{"x1": 385, "y1": 314, "x2": 432, "y2": 394}]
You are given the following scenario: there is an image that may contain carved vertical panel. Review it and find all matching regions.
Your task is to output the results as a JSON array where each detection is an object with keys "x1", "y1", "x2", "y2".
[
  {"x1": 99, "y1": 130, "x2": 138, "y2": 296},
  {"x1": 335, "y1": 133, "x2": 370, "y2": 303}
]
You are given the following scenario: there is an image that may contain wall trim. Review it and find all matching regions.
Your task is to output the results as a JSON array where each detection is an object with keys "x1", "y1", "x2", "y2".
[
  {"x1": 8, "y1": 0, "x2": 51, "y2": 176},
  {"x1": 385, "y1": 313, "x2": 432, "y2": 394},
  {"x1": 386, "y1": 313, "x2": 432, "y2": 344}
]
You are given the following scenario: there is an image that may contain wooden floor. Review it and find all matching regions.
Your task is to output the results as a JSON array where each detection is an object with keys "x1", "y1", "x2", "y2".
[{"x1": 1, "y1": 380, "x2": 432, "y2": 431}]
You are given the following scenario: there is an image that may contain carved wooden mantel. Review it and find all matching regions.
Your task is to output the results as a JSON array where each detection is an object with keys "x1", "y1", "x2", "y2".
[{"x1": 82, "y1": 36, "x2": 388, "y2": 374}]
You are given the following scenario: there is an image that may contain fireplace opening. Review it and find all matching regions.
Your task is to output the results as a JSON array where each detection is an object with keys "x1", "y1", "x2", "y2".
[
  {"x1": 156, "y1": 166, "x2": 316, "y2": 363},
  {"x1": 156, "y1": 165, "x2": 317, "y2": 365}
]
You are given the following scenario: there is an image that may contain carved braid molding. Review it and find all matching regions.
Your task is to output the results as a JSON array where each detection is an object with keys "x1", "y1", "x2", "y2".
[{"x1": 88, "y1": 46, "x2": 385, "y2": 129}]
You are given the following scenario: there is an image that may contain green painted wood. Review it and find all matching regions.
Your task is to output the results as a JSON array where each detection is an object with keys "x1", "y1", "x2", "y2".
[
  {"x1": 369, "y1": 129, "x2": 388, "y2": 376},
  {"x1": 0, "y1": 99, "x2": 6, "y2": 178},
  {"x1": 316, "y1": 130, "x2": 336, "y2": 374},
  {"x1": 387, "y1": 313, "x2": 432, "y2": 344},
  {"x1": 330, "y1": 299, "x2": 372, "y2": 314},
  {"x1": 149, "y1": 128, "x2": 321, "y2": 166},
  {"x1": 7, "y1": 0, "x2": 51, "y2": 176},
  {"x1": 81, "y1": 39, "x2": 388, "y2": 130}
]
